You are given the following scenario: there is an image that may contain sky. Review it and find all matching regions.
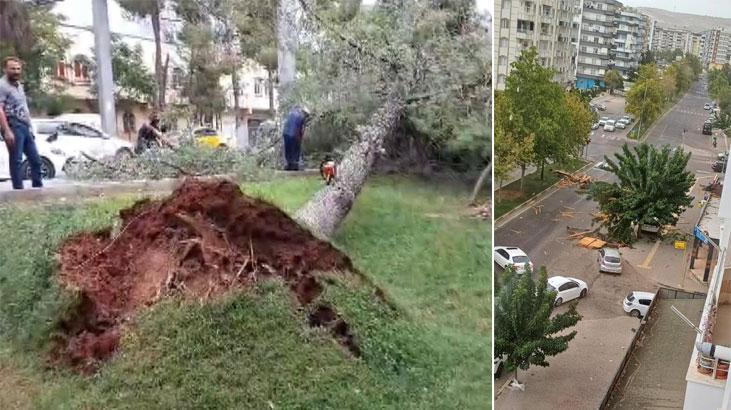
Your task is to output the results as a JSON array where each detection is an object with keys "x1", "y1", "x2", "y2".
[{"x1": 623, "y1": 0, "x2": 731, "y2": 19}]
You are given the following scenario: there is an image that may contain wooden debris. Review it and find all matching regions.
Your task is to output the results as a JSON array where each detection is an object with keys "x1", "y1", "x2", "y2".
[
  {"x1": 555, "y1": 170, "x2": 593, "y2": 188},
  {"x1": 533, "y1": 205, "x2": 543, "y2": 215},
  {"x1": 578, "y1": 237, "x2": 606, "y2": 249}
]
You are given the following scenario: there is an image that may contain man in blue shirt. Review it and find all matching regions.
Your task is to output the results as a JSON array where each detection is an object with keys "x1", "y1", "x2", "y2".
[
  {"x1": 282, "y1": 106, "x2": 311, "y2": 170},
  {"x1": 0, "y1": 56, "x2": 43, "y2": 190}
]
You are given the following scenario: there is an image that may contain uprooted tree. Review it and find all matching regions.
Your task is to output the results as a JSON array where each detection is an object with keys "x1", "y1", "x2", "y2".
[
  {"x1": 588, "y1": 143, "x2": 694, "y2": 244},
  {"x1": 494, "y1": 266, "x2": 582, "y2": 385},
  {"x1": 291, "y1": 0, "x2": 490, "y2": 238}
]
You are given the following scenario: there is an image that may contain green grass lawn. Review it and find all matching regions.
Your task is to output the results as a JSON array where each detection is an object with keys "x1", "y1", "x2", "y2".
[
  {"x1": 494, "y1": 159, "x2": 588, "y2": 219},
  {"x1": 0, "y1": 175, "x2": 490, "y2": 409}
]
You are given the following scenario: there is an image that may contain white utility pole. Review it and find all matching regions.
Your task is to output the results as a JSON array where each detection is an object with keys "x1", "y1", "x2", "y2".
[
  {"x1": 277, "y1": 0, "x2": 299, "y2": 97},
  {"x1": 92, "y1": 0, "x2": 117, "y2": 136}
]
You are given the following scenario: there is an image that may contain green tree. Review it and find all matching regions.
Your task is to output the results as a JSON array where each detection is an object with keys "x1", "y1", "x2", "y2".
[
  {"x1": 661, "y1": 65, "x2": 677, "y2": 101},
  {"x1": 626, "y1": 64, "x2": 664, "y2": 135},
  {"x1": 563, "y1": 91, "x2": 593, "y2": 156},
  {"x1": 118, "y1": 0, "x2": 167, "y2": 109},
  {"x1": 495, "y1": 267, "x2": 582, "y2": 384},
  {"x1": 494, "y1": 91, "x2": 533, "y2": 198},
  {"x1": 604, "y1": 69, "x2": 624, "y2": 95},
  {"x1": 588, "y1": 143, "x2": 694, "y2": 244},
  {"x1": 684, "y1": 54, "x2": 703, "y2": 78},
  {"x1": 90, "y1": 36, "x2": 156, "y2": 103},
  {"x1": 504, "y1": 47, "x2": 566, "y2": 182}
]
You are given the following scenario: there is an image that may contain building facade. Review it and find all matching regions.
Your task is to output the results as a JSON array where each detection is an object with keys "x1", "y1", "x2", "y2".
[
  {"x1": 575, "y1": 0, "x2": 621, "y2": 89},
  {"x1": 494, "y1": 0, "x2": 581, "y2": 90},
  {"x1": 651, "y1": 25, "x2": 691, "y2": 53},
  {"x1": 613, "y1": 9, "x2": 647, "y2": 79},
  {"x1": 704, "y1": 28, "x2": 731, "y2": 69}
]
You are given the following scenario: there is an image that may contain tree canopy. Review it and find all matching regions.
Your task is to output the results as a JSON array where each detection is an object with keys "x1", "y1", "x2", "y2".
[
  {"x1": 495, "y1": 266, "x2": 582, "y2": 382},
  {"x1": 604, "y1": 69, "x2": 623, "y2": 94},
  {"x1": 589, "y1": 143, "x2": 694, "y2": 244}
]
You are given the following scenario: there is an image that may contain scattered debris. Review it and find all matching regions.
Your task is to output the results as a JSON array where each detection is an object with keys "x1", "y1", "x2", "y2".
[
  {"x1": 555, "y1": 170, "x2": 593, "y2": 188},
  {"x1": 578, "y1": 237, "x2": 606, "y2": 249},
  {"x1": 533, "y1": 205, "x2": 543, "y2": 215}
]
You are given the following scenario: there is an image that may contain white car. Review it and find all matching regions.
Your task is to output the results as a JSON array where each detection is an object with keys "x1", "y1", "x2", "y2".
[
  {"x1": 616, "y1": 121, "x2": 626, "y2": 129},
  {"x1": 494, "y1": 355, "x2": 506, "y2": 378},
  {"x1": 592, "y1": 122, "x2": 600, "y2": 130},
  {"x1": 621, "y1": 115, "x2": 634, "y2": 123},
  {"x1": 494, "y1": 246, "x2": 533, "y2": 274},
  {"x1": 53, "y1": 113, "x2": 103, "y2": 131},
  {"x1": 547, "y1": 276, "x2": 588, "y2": 306},
  {"x1": 604, "y1": 120, "x2": 616, "y2": 132},
  {"x1": 704, "y1": 103, "x2": 712, "y2": 110},
  {"x1": 598, "y1": 116, "x2": 609, "y2": 126},
  {"x1": 623, "y1": 291, "x2": 655, "y2": 318},
  {"x1": 598, "y1": 247, "x2": 622, "y2": 274},
  {"x1": 33, "y1": 119, "x2": 134, "y2": 163},
  {"x1": 0, "y1": 136, "x2": 67, "y2": 181}
]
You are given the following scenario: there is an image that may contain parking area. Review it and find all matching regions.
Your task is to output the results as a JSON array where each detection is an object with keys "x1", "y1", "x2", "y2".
[{"x1": 591, "y1": 93, "x2": 633, "y2": 142}]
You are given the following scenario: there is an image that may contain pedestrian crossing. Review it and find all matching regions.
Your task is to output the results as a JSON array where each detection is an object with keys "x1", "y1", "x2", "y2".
[
  {"x1": 672, "y1": 108, "x2": 712, "y2": 118},
  {"x1": 591, "y1": 132, "x2": 629, "y2": 141}
]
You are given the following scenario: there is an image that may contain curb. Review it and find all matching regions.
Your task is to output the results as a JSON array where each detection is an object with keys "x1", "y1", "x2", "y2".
[
  {"x1": 495, "y1": 160, "x2": 596, "y2": 230},
  {"x1": 0, "y1": 169, "x2": 320, "y2": 204}
]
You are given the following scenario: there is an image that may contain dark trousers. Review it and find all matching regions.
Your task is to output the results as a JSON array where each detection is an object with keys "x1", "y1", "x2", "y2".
[
  {"x1": 7, "y1": 120, "x2": 43, "y2": 190},
  {"x1": 283, "y1": 134, "x2": 301, "y2": 171}
]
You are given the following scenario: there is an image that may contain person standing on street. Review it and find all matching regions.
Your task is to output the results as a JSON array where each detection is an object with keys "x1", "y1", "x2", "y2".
[
  {"x1": 134, "y1": 113, "x2": 165, "y2": 154},
  {"x1": 0, "y1": 56, "x2": 43, "y2": 190},
  {"x1": 282, "y1": 106, "x2": 311, "y2": 171}
]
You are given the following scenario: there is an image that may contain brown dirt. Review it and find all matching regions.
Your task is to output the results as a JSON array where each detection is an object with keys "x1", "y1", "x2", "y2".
[{"x1": 54, "y1": 178, "x2": 357, "y2": 373}]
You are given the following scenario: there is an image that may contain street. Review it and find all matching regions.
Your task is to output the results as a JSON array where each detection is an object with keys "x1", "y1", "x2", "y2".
[{"x1": 495, "y1": 80, "x2": 718, "y2": 409}]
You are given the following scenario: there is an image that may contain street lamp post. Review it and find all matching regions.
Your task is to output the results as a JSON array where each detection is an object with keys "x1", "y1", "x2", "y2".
[{"x1": 91, "y1": 0, "x2": 116, "y2": 136}]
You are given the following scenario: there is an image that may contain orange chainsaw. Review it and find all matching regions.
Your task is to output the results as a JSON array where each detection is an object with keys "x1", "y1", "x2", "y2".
[{"x1": 320, "y1": 156, "x2": 336, "y2": 185}]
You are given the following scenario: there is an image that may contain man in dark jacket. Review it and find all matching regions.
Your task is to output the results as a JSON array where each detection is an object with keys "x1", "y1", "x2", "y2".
[
  {"x1": 282, "y1": 106, "x2": 310, "y2": 170},
  {"x1": 134, "y1": 113, "x2": 164, "y2": 154}
]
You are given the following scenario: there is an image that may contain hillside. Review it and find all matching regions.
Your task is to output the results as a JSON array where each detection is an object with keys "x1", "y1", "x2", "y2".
[{"x1": 637, "y1": 7, "x2": 731, "y2": 32}]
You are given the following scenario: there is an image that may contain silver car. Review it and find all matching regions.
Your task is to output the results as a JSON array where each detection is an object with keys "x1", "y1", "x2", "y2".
[{"x1": 598, "y1": 247, "x2": 622, "y2": 274}]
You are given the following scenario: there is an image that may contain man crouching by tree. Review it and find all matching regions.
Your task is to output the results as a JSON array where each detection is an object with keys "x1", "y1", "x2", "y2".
[
  {"x1": 282, "y1": 105, "x2": 311, "y2": 171},
  {"x1": 134, "y1": 112, "x2": 165, "y2": 154},
  {"x1": 0, "y1": 56, "x2": 43, "y2": 190}
]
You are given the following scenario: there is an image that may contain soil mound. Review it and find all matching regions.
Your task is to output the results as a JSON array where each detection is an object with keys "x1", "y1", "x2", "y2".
[{"x1": 55, "y1": 178, "x2": 355, "y2": 372}]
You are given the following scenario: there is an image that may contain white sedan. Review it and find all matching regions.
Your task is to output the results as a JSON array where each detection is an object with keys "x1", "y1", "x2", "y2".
[
  {"x1": 494, "y1": 246, "x2": 533, "y2": 274},
  {"x1": 33, "y1": 119, "x2": 134, "y2": 162},
  {"x1": 547, "y1": 276, "x2": 588, "y2": 306},
  {"x1": 0, "y1": 136, "x2": 67, "y2": 180}
]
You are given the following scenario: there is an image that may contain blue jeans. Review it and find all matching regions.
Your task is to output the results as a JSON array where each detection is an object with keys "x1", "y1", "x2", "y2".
[
  {"x1": 7, "y1": 120, "x2": 43, "y2": 189},
  {"x1": 283, "y1": 134, "x2": 301, "y2": 170}
]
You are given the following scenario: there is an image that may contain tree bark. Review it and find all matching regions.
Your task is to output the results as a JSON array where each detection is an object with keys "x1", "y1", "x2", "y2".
[
  {"x1": 268, "y1": 69, "x2": 275, "y2": 115},
  {"x1": 295, "y1": 95, "x2": 404, "y2": 239},
  {"x1": 469, "y1": 161, "x2": 492, "y2": 205},
  {"x1": 520, "y1": 164, "x2": 526, "y2": 193},
  {"x1": 540, "y1": 160, "x2": 545, "y2": 180},
  {"x1": 151, "y1": 7, "x2": 165, "y2": 110},
  {"x1": 232, "y1": 68, "x2": 242, "y2": 147}
]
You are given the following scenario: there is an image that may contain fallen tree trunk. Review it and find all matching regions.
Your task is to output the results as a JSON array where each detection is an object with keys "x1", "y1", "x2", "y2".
[
  {"x1": 469, "y1": 161, "x2": 492, "y2": 205},
  {"x1": 295, "y1": 94, "x2": 404, "y2": 239}
]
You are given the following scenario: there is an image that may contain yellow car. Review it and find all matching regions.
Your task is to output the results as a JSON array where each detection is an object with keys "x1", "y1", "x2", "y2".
[{"x1": 193, "y1": 127, "x2": 228, "y2": 148}]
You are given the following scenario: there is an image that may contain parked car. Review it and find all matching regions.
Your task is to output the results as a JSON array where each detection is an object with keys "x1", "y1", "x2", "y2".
[
  {"x1": 623, "y1": 291, "x2": 655, "y2": 318},
  {"x1": 599, "y1": 116, "x2": 609, "y2": 126},
  {"x1": 604, "y1": 120, "x2": 616, "y2": 132},
  {"x1": 547, "y1": 276, "x2": 588, "y2": 306},
  {"x1": 705, "y1": 103, "x2": 712, "y2": 110},
  {"x1": 33, "y1": 119, "x2": 134, "y2": 162},
  {"x1": 0, "y1": 135, "x2": 67, "y2": 180},
  {"x1": 494, "y1": 355, "x2": 506, "y2": 378},
  {"x1": 621, "y1": 115, "x2": 634, "y2": 123},
  {"x1": 192, "y1": 127, "x2": 231, "y2": 148},
  {"x1": 596, "y1": 103, "x2": 607, "y2": 111},
  {"x1": 616, "y1": 121, "x2": 626, "y2": 129},
  {"x1": 494, "y1": 246, "x2": 533, "y2": 274},
  {"x1": 592, "y1": 122, "x2": 600, "y2": 130},
  {"x1": 598, "y1": 247, "x2": 622, "y2": 274},
  {"x1": 713, "y1": 159, "x2": 727, "y2": 172},
  {"x1": 703, "y1": 122, "x2": 713, "y2": 135}
]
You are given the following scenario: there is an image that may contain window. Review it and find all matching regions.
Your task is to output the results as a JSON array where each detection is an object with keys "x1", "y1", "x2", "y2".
[
  {"x1": 498, "y1": 56, "x2": 508, "y2": 65},
  {"x1": 501, "y1": 0, "x2": 510, "y2": 8},
  {"x1": 500, "y1": 37, "x2": 509, "y2": 47},
  {"x1": 35, "y1": 121, "x2": 63, "y2": 135},
  {"x1": 559, "y1": 283, "x2": 571, "y2": 291},
  {"x1": 497, "y1": 249, "x2": 509, "y2": 259},
  {"x1": 639, "y1": 299, "x2": 652, "y2": 306},
  {"x1": 73, "y1": 60, "x2": 90, "y2": 82},
  {"x1": 254, "y1": 78, "x2": 266, "y2": 97},
  {"x1": 542, "y1": 5, "x2": 552, "y2": 16},
  {"x1": 501, "y1": 18, "x2": 510, "y2": 29},
  {"x1": 513, "y1": 256, "x2": 529, "y2": 264},
  {"x1": 541, "y1": 23, "x2": 551, "y2": 35},
  {"x1": 63, "y1": 123, "x2": 103, "y2": 138},
  {"x1": 56, "y1": 61, "x2": 66, "y2": 79},
  {"x1": 172, "y1": 68, "x2": 184, "y2": 89},
  {"x1": 517, "y1": 20, "x2": 534, "y2": 33}
]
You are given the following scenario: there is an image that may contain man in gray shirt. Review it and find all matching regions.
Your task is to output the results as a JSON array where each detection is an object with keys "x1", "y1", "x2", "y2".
[{"x1": 0, "y1": 56, "x2": 43, "y2": 189}]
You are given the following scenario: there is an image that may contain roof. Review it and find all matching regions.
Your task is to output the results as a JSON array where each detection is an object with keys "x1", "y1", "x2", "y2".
[
  {"x1": 603, "y1": 248, "x2": 621, "y2": 257},
  {"x1": 631, "y1": 291, "x2": 656, "y2": 299},
  {"x1": 548, "y1": 276, "x2": 567, "y2": 286}
]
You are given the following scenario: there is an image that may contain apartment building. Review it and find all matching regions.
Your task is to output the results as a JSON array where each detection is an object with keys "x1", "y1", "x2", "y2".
[
  {"x1": 612, "y1": 9, "x2": 647, "y2": 79},
  {"x1": 705, "y1": 28, "x2": 731, "y2": 69},
  {"x1": 651, "y1": 25, "x2": 691, "y2": 53},
  {"x1": 494, "y1": 0, "x2": 581, "y2": 90},
  {"x1": 575, "y1": 0, "x2": 621, "y2": 89}
]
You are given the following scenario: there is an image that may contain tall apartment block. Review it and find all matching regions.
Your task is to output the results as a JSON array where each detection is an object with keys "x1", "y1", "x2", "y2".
[
  {"x1": 494, "y1": 0, "x2": 582, "y2": 90},
  {"x1": 613, "y1": 9, "x2": 648, "y2": 80},
  {"x1": 575, "y1": 0, "x2": 622, "y2": 89},
  {"x1": 650, "y1": 25, "x2": 691, "y2": 53},
  {"x1": 704, "y1": 28, "x2": 731, "y2": 69}
]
